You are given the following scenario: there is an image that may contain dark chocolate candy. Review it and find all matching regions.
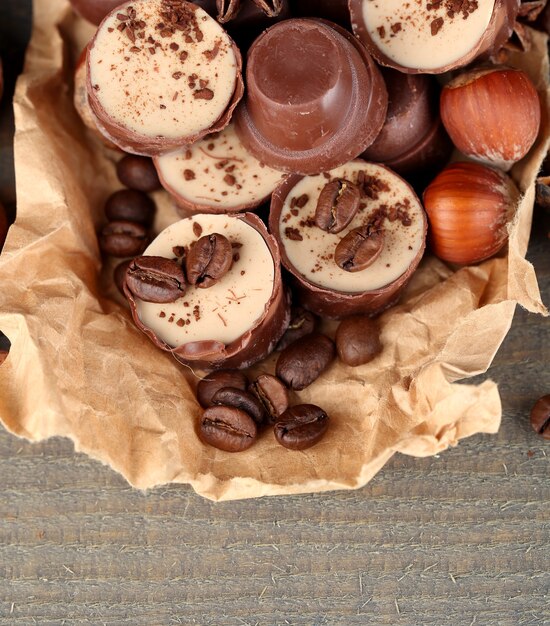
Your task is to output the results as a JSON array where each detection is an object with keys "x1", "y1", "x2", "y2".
[
  {"x1": 234, "y1": 18, "x2": 388, "y2": 175},
  {"x1": 362, "y1": 68, "x2": 453, "y2": 179}
]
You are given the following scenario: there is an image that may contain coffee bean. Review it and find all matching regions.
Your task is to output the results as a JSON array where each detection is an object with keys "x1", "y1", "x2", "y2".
[
  {"x1": 276, "y1": 307, "x2": 317, "y2": 352},
  {"x1": 99, "y1": 220, "x2": 148, "y2": 257},
  {"x1": 274, "y1": 404, "x2": 329, "y2": 450},
  {"x1": 530, "y1": 395, "x2": 550, "y2": 440},
  {"x1": 114, "y1": 258, "x2": 133, "y2": 295},
  {"x1": 249, "y1": 374, "x2": 289, "y2": 423},
  {"x1": 336, "y1": 316, "x2": 382, "y2": 367},
  {"x1": 105, "y1": 189, "x2": 156, "y2": 226},
  {"x1": 200, "y1": 405, "x2": 257, "y2": 452},
  {"x1": 315, "y1": 178, "x2": 360, "y2": 234},
  {"x1": 116, "y1": 155, "x2": 161, "y2": 192},
  {"x1": 186, "y1": 233, "x2": 233, "y2": 288},
  {"x1": 125, "y1": 256, "x2": 186, "y2": 303},
  {"x1": 334, "y1": 224, "x2": 384, "y2": 272},
  {"x1": 212, "y1": 387, "x2": 265, "y2": 424},
  {"x1": 276, "y1": 333, "x2": 335, "y2": 390},
  {"x1": 197, "y1": 370, "x2": 248, "y2": 408}
]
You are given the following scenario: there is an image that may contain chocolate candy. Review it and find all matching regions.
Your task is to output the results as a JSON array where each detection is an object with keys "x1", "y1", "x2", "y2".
[
  {"x1": 154, "y1": 123, "x2": 285, "y2": 214},
  {"x1": 124, "y1": 213, "x2": 290, "y2": 370},
  {"x1": 87, "y1": 0, "x2": 244, "y2": 156},
  {"x1": 362, "y1": 69, "x2": 452, "y2": 178},
  {"x1": 349, "y1": 0, "x2": 519, "y2": 74},
  {"x1": 234, "y1": 18, "x2": 388, "y2": 174},
  {"x1": 269, "y1": 160, "x2": 427, "y2": 318}
]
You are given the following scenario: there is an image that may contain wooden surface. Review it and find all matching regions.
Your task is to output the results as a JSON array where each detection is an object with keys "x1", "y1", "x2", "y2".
[{"x1": 0, "y1": 2, "x2": 549, "y2": 624}]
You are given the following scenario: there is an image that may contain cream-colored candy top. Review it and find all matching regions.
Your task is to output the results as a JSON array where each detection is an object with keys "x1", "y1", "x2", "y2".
[
  {"x1": 135, "y1": 215, "x2": 275, "y2": 347},
  {"x1": 279, "y1": 162, "x2": 425, "y2": 293},
  {"x1": 89, "y1": 0, "x2": 238, "y2": 139},
  {"x1": 363, "y1": 0, "x2": 495, "y2": 71},
  {"x1": 156, "y1": 123, "x2": 286, "y2": 209}
]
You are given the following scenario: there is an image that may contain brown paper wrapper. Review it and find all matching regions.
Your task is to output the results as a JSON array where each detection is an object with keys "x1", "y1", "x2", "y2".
[{"x1": 0, "y1": 0, "x2": 548, "y2": 501}]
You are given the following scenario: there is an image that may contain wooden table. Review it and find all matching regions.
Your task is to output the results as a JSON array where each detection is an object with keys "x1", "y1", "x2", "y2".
[{"x1": 0, "y1": 3, "x2": 548, "y2": 624}]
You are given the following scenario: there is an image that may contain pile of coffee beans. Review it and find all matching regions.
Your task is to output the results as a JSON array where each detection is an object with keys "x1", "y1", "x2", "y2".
[
  {"x1": 97, "y1": 154, "x2": 161, "y2": 292},
  {"x1": 197, "y1": 367, "x2": 328, "y2": 452},
  {"x1": 195, "y1": 307, "x2": 385, "y2": 452}
]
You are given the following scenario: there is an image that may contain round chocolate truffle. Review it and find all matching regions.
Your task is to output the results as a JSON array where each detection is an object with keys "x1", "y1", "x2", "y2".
[
  {"x1": 234, "y1": 18, "x2": 388, "y2": 175},
  {"x1": 269, "y1": 160, "x2": 427, "y2": 318},
  {"x1": 349, "y1": 0, "x2": 519, "y2": 74},
  {"x1": 154, "y1": 123, "x2": 286, "y2": 214},
  {"x1": 87, "y1": 0, "x2": 244, "y2": 156},
  {"x1": 124, "y1": 213, "x2": 290, "y2": 370}
]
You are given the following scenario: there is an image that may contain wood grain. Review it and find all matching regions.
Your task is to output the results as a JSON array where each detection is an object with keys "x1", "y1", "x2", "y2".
[{"x1": 0, "y1": 2, "x2": 549, "y2": 624}]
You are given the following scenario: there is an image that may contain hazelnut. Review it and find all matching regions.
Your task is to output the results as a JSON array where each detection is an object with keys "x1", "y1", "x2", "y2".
[
  {"x1": 423, "y1": 162, "x2": 519, "y2": 265},
  {"x1": 440, "y1": 66, "x2": 541, "y2": 170}
]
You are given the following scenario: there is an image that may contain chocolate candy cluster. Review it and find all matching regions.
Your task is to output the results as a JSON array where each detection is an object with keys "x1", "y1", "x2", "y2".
[{"x1": 73, "y1": 0, "x2": 547, "y2": 451}]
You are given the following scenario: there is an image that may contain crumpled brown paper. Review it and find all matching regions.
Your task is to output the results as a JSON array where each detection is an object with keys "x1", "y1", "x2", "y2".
[{"x1": 0, "y1": 0, "x2": 548, "y2": 501}]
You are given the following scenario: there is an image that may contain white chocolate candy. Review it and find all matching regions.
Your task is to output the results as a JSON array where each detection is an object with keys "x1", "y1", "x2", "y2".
[
  {"x1": 88, "y1": 0, "x2": 238, "y2": 141},
  {"x1": 362, "y1": 0, "x2": 495, "y2": 72},
  {"x1": 155, "y1": 123, "x2": 286, "y2": 211},
  {"x1": 278, "y1": 161, "x2": 425, "y2": 293},
  {"x1": 135, "y1": 215, "x2": 275, "y2": 347}
]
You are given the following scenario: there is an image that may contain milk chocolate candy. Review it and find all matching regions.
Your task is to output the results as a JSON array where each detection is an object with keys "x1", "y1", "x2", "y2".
[
  {"x1": 154, "y1": 123, "x2": 285, "y2": 214},
  {"x1": 87, "y1": 0, "x2": 244, "y2": 156},
  {"x1": 234, "y1": 18, "x2": 388, "y2": 175},
  {"x1": 349, "y1": 0, "x2": 520, "y2": 74},
  {"x1": 124, "y1": 213, "x2": 290, "y2": 370},
  {"x1": 269, "y1": 160, "x2": 427, "y2": 319},
  {"x1": 362, "y1": 68, "x2": 452, "y2": 179}
]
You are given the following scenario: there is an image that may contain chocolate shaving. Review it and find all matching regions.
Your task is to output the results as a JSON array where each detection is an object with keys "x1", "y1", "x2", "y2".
[
  {"x1": 431, "y1": 17, "x2": 444, "y2": 35},
  {"x1": 194, "y1": 88, "x2": 215, "y2": 100},
  {"x1": 285, "y1": 227, "x2": 303, "y2": 241}
]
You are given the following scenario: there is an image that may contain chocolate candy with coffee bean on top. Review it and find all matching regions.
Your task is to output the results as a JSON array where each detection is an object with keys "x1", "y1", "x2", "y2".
[{"x1": 269, "y1": 160, "x2": 427, "y2": 319}]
